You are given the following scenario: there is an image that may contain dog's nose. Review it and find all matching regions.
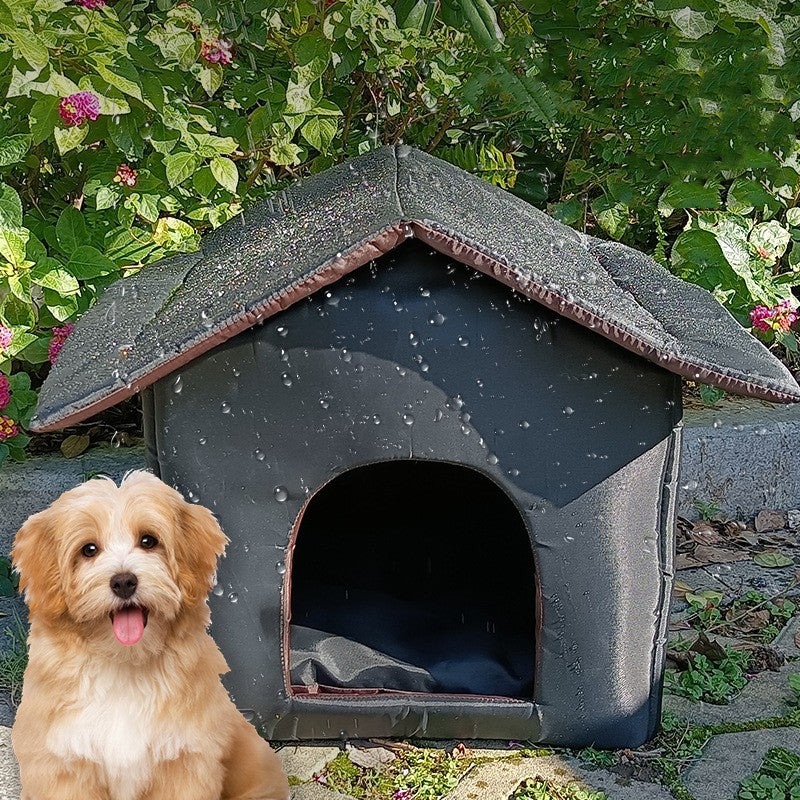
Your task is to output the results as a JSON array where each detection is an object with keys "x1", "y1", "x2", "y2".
[{"x1": 110, "y1": 572, "x2": 138, "y2": 599}]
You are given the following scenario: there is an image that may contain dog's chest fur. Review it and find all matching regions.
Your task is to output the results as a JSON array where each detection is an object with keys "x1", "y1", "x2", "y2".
[{"x1": 46, "y1": 661, "x2": 199, "y2": 800}]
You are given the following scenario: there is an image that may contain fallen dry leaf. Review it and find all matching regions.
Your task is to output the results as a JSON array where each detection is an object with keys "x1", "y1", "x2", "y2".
[
  {"x1": 692, "y1": 545, "x2": 751, "y2": 566},
  {"x1": 755, "y1": 509, "x2": 787, "y2": 533},
  {"x1": 673, "y1": 579, "x2": 693, "y2": 599},
  {"x1": 60, "y1": 434, "x2": 90, "y2": 459},
  {"x1": 690, "y1": 633, "x2": 727, "y2": 663}
]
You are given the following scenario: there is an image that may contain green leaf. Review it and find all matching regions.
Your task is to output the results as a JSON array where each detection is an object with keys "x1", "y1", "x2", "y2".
[
  {"x1": 90, "y1": 58, "x2": 143, "y2": 102},
  {"x1": 54, "y1": 124, "x2": 88, "y2": 155},
  {"x1": 11, "y1": 29, "x2": 49, "y2": 69},
  {"x1": 210, "y1": 157, "x2": 239, "y2": 193},
  {"x1": 95, "y1": 186, "x2": 120, "y2": 210},
  {"x1": 753, "y1": 552, "x2": 794, "y2": 568},
  {"x1": 0, "y1": 226, "x2": 29, "y2": 266},
  {"x1": 66, "y1": 245, "x2": 117, "y2": 279},
  {"x1": 43, "y1": 289, "x2": 78, "y2": 322},
  {"x1": 0, "y1": 183, "x2": 23, "y2": 228},
  {"x1": 750, "y1": 221, "x2": 791, "y2": 261},
  {"x1": 29, "y1": 95, "x2": 60, "y2": 145},
  {"x1": 30, "y1": 260, "x2": 80, "y2": 294},
  {"x1": 192, "y1": 167, "x2": 217, "y2": 197},
  {"x1": 5, "y1": 330, "x2": 35, "y2": 357},
  {"x1": 659, "y1": 182, "x2": 721, "y2": 215},
  {"x1": 107, "y1": 113, "x2": 145, "y2": 160},
  {"x1": 0, "y1": 134, "x2": 31, "y2": 167},
  {"x1": 164, "y1": 152, "x2": 199, "y2": 187},
  {"x1": 0, "y1": 576, "x2": 15, "y2": 597},
  {"x1": 17, "y1": 335, "x2": 52, "y2": 363},
  {"x1": 199, "y1": 65, "x2": 223, "y2": 97},
  {"x1": 56, "y1": 207, "x2": 87, "y2": 256},
  {"x1": 670, "y1": 7, "x2": 716, "y2": 39},
  {"x1": 787, "y1": 208, "x2": 800, "y2": 227},
  {"x1": 550, "y1": 199, "x2": 583, "y2": 227},
  {"x1": 440, "y1": 0, "x2": 504, "y2": 51},
  {"x1": 301, "y1": 116, "x2": 337, "y2": 152}
]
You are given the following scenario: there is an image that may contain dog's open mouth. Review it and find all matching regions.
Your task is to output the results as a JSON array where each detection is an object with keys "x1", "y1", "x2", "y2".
[{"x1": 110, "y1": 605, "x2": 149, "y2": 646}]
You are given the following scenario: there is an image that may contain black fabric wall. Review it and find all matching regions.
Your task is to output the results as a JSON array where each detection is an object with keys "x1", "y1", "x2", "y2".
[{"x1": 143, "y1": 241, "x2": 682, "y2": 746}]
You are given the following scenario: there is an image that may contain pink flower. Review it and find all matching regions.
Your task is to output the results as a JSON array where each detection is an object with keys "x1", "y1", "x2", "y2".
[
  {"x1": 199, "y1": 38, "x2": 233, "y2": 65},
  {"x1": 58, "y1": 92, "x2": 101, "y2": 127},
  {"x1": 0, "y1": 415, "x2": 19, "y2": 441},
  {"x1": 48, "y1": 323, "x2": 75, "y2": 364},
  {"x1": 750, "y1": 301, "x2": 798, "y2": 333},
  {"x1": 113, "y1": 163, "x2": 138, "y2": 187},
  {"x1": 0, "y1": 375, "x2": 9, "y2": 410},
  {"x1": 0, "y1": 325, "x2": 11, "y2": 352},
  {"x1": 392, "y1": 790, "x2": 413, "y2": 800},
  {"x1": 74, "y1": 0, "x2": 106, "y2": 7}
]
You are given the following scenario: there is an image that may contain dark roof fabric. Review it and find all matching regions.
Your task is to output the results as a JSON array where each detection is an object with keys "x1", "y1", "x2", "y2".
[{"x1": 31, "y1": 145, "x2": 800, "y2": 431}]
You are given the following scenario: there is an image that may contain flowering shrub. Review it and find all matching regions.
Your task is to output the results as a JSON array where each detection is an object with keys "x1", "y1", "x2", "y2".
[{"x1": 0, "y1": 0, "x2": 798, "y2": 463}]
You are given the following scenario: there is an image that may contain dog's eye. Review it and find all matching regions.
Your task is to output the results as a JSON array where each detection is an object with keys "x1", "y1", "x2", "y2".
[
  {"x1": 81, "y1": 543, "x2": 99, "y2": 558},
  {"x1": 139, "y1": 534, "x2": 158, "y2": 550}
]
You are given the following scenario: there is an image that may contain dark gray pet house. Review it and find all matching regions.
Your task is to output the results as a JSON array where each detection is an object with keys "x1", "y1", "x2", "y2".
[{"x1": 33, "y1": 146, "x2": 800, "y2": 747}]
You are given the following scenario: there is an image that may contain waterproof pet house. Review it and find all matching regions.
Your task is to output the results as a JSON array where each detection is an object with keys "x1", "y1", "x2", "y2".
[{"x1": 32, "y1": 146, "x2": 800, "y2": 748}]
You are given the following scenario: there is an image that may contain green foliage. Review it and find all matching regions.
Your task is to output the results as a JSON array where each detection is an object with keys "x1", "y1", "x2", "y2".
[
  {"x1": 738, "y1": 749, "x2": 800, "y2": 800},
  {"x1": 576, "y1": 746, "x2": 617, "y2": 769},
  {"x1": 511, "y1": 778, "x2": 610, "y2": 800},
  {"x1": 320, "y1": 749, "x2": 466, "y2": 799},
  {"x1": 1, "y1": 0, "x2": 799, "y2": 459},
  {"x1": 0, "y1": 613, "x2": 28, "y2": 706},
  {"x1": 665, "y1": 648, "x2": 750, "y2": 704},
  {"x1": 0, "y1": 554, "x2": 18, "y2": 596}
]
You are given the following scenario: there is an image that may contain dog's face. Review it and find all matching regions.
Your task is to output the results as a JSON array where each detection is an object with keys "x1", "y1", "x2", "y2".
[{"x1": 12, "y1": 471, "x2": 226, "y2": 648}]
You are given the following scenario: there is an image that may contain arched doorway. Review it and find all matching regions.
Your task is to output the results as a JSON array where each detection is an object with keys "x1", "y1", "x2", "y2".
[{"x1": 288, "y1": 460, "x2": 536, "y2": 698}]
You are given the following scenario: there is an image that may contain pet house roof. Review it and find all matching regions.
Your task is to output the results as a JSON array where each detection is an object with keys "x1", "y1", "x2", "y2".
[{"x1": 31, "y1": 145, "x2": 800, "y2": 431}]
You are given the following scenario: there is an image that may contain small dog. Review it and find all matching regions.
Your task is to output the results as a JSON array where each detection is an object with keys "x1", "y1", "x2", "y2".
[{"x1": 11, "y1": 470, "x2": 289, "y2": 800}]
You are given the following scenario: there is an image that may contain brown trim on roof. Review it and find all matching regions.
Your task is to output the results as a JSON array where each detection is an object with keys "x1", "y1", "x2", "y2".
[{"x1": 31, "y1": 221, "x2": 800, "y2": 432}]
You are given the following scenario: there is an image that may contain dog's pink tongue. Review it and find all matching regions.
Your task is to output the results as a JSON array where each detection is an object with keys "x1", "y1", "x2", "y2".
[{"x1": 112, "y1": 607, "x2": 144, "y2": 646}]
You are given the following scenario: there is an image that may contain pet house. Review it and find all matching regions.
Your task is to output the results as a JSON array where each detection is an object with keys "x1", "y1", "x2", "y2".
[{"x1": 32, "y1": 146, "x2": 800, "y2": 748}]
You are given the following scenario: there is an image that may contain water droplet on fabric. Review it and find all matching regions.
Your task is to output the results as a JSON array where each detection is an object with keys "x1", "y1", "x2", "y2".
[
  {"x1": 200, "y1": 309, "x2": 214, "y2": 328},
  {"x1": 563, "y1": 406, "x2": 574, "y2": 415},
  {"x1": 409, "y1": 332, "x2": 419, "y2": 346},
  {"x1": 429, "y1": 312, "x2": 445, "y2": 326},
  {"x1": 212, "y1": 585, "x2": 224, "y2": 597},
  {"x1": 274, "y1": 486, "x2": 289, "y2": 502},
  {"x1": 173, "y1": 376, "x2": 183, "y2": 394},
  {"x1": 403, "y1": 413, "x2": 414, "y2": 426},
  {"x1": 277, "y1": 326, "x2": 288, "y2": 337},
  {"x1": 340, "y1": 348, "x2": 352, "y2": 362},
  {"x1": 254, "y1": 449, "x2": 266, "y2": 461},
  {"x1": 275, "y1": 561, "x2": 286, "y2": 574},
  {"x1": 198, "y1": 437, "x2": 207, "y2": 445},
  {"x1": 519, "y1": 420, "x2": 530, "y2": 429},
  {"x1": 458, "y1": 335, "x2": 469, "y2": 347},
  {"x1": 221, "y1": 402, "x2": 231, "y2": 414},
  {"x1": 282, "y1": 373, "x2": 293, "y2": 387},
  {"x1": 228, "y1": 593, "x2": 239, "y2": 603},
  {"x1": 486, "y1": 453, "x2": 499, "y2": 465}
]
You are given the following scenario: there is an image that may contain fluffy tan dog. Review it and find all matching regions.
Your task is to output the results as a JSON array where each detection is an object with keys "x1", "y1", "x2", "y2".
[{"x1": 11, "y1": 470, "x2": 289, "y2": 800}]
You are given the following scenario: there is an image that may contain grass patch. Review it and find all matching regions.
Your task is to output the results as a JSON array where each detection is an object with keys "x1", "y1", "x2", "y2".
[
  {"x1": 0, "y1": 613, "x2": 28, "y2": 706},
  {"x1": 665, "y1": 648, "x2": 750, "y2": 704},
  {"x1": 510, "y1": 778, "x2": 610, "y2": 799},
  {"x1": 737, "y1": 749, "x2": 800, "y2": 800},
  {"x1": 320, "y1": 749, "x2": 467, "y2": 800}
]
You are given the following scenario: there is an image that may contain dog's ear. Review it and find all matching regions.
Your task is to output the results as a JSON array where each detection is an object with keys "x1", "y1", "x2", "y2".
[
  {"x1": 12, "y1": 509, "x2": 68, "y2": 619},
  {"x1": 175, "y1": 503, "x2": 228, "y2": 606}
]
